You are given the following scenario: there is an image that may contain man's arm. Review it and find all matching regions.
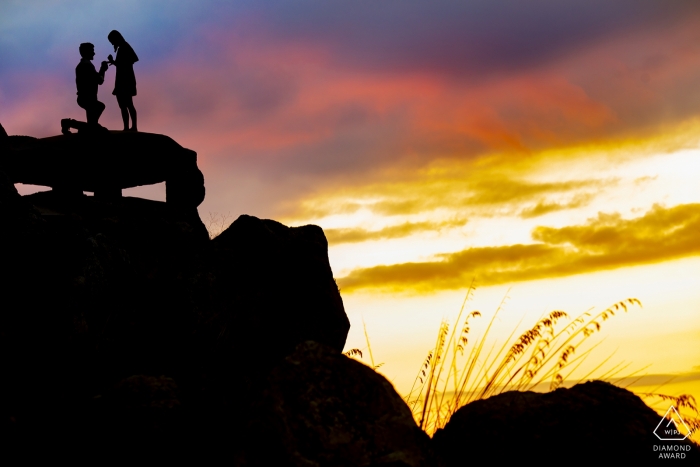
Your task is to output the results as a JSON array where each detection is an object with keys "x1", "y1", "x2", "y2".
[{"x1": 97, "y1": 61, "x2": 108, "y2": 85}]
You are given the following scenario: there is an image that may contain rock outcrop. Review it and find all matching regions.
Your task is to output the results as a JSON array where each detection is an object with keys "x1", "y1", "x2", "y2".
[
  {"x1": 212, "y1": 215, "x2": 350, "y2": 358},
  {"x1": 0, "y1": 130, "x2": 205, "y2": 207},
  {"x1": 240, "y1": 341, "x2": 436, "y2": 467},
  {"x1": 432, "y1": 381, "x2": 699, "y2": 464},
  {"x1": 0, "y1": 170, "x2": 352, "y2": 461}
]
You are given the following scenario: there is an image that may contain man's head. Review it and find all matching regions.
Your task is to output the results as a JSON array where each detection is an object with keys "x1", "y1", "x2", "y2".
[{"x1": 79, "y1": 43, "x2": 95, "y2": 59}]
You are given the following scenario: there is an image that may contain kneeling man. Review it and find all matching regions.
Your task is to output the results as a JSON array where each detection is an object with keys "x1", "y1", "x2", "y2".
[{"x1": 63, "y1": 43, "x2": 109, "y2": 134}]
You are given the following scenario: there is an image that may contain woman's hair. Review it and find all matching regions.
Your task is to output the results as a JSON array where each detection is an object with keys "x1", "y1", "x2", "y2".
[{"x1": 108, "y1": 30, "x2": 125, "y2": 51}]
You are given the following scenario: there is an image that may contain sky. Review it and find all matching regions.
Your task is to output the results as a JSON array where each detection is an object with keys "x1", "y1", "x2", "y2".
[{"x1": 2, "y1": 0, "x2": 700, "y2": 430}]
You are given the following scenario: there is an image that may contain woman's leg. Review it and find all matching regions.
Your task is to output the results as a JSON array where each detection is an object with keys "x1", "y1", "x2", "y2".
[
  {"x1": 127, "y1": 97, "x2": 137, "y2": 131},
  {"x1": 116, "y1": 95, "x2": 129, "y2": 130}
]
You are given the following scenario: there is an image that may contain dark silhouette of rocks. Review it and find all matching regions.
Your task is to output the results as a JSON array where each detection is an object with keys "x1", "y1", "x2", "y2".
[
  {"x1": 1, "y1": 129, "x2": 204, "y2": 207},
  {"x1": 0, "y1": 163, "x2": 355, "y2": 461},
  {"x1": 239, "y1": 340, "x2": 436, "y2": 466},
  {"x1": 212, "y1": 215, "x2": 350, "y2": 356},
  {"x1": 432, "y1": 381, "x2": 699, "y2": 464},
  {"x1": 2, "y1": 122, "x2": 697, "y2": 464}
]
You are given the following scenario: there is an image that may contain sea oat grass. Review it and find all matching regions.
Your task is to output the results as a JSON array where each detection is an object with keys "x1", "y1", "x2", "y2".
[
  {"x1": 404, "y1": 287, "x2": 644, "y2": 435},
  {"x1": 344, "y1": 287, "x2": 695, "y2": 441}
]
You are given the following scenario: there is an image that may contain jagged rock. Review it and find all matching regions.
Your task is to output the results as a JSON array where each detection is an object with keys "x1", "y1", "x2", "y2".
[
  {"x1": 432, "y1": 381, "x2": 700, "y2": 464},
  {"x1": 72, "y1": 374, "x2": 187, "y2": 462},
  {"x1": 212, "y1": 215, "x2": 350, "y2": 357},
  {"x1": 1, "y1": 164, "x2": 350, "y2": 461},
  {"x1": 113, "y1": 374, "x2": 181, "y2": 410},
  {"x1": 22, "y1": 189, "x2": 209, "y2": 252},
  {"x1": 1, "y1": 123, "x2": 351, "y2": 461},
  {"x1": 0, "y1": 130, "x2": 205, "y2": 207},
  {"x1": 240, "y1": 341, "x2": 436, "y2": 467},
  {"x1": 0, "y1": 170, "x2": 27, "y2": 214},
  {"x1": 0, "y1": 168, "x2": 45, "y2": 228}
]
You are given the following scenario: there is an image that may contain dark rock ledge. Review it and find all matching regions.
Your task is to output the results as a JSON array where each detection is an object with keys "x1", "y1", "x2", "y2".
[{"x1": 1, "y1": 126, "x2": 204, "y2": 207}]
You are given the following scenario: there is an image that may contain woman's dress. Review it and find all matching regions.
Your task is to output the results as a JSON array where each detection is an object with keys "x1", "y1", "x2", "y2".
[{"x1": 112, "y1": 42, "x2": 139, "y2": 96}]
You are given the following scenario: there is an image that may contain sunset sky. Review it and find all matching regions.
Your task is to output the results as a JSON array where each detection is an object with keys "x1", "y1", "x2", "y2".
[{"x1": 2, "y1": 0, "x2": 699, "y2": 422}]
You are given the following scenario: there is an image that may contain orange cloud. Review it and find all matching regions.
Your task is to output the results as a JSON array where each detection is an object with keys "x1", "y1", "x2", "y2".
[
  {"x1": 337, "y1": 203, "x2": 700, "y2": 293},
  {"x1": 302, "y1": 176, "x2": 607, "y2": 219},
  {"x1": 519, "y1": 193, "x2": 594, "y2": 218},
  {"x1": 325, "y1": 217, "x2": 467, "y2": 244}
]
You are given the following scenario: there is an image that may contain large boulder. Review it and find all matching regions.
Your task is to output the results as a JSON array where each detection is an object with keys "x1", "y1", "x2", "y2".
[
  {"x1": 432, "y1": 381, "x2": 700, "y2": 464},
  {"x1": 240, "y1": 341, "x2": 436, "y2": 467},
  {"x1": 212, "y1": 215, "x2": 350, "y2": 358}
]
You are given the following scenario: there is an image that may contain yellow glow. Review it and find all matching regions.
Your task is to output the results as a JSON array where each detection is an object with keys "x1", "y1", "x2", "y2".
[{"x1": 303, "y1": 122, "x2": 700, "y2": 430}]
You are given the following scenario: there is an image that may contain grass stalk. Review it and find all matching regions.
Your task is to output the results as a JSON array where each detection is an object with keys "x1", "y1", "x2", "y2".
[{"x1": 404, "y1": 287, "x2": 645, "y2": 436}]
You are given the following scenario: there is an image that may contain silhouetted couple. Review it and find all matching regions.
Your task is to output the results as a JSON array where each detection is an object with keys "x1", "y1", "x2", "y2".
[{"x1": 62, "y1": 30, "x2": 138, "y2": 134}]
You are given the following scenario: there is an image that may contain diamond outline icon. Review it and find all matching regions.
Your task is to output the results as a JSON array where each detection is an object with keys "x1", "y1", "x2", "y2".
[{"x1": 653, "y1": 406, "x2": 691, "y2": 441}]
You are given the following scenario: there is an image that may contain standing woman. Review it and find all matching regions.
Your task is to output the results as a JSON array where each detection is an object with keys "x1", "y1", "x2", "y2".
[{"x1": 107, "y1": 30, "x2": 138, "y2": 131}]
